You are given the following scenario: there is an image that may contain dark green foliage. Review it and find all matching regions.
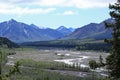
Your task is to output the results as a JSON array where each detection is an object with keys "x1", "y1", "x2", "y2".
[
  {"x1": 75, "y1": 43, "x2": 111, "y2": 52},
  {"x1": 22, "y1": 39, "x2": 111, "y2": 52},
  {"x1": 19, "y1": 59, "x2": 90, "y2": 72},
  {"x1": 0, "y1": 37, "x2": 19, "y2": 48},
  {"x1": 10, "y1": 68, "x2": 84, "y2": 80},
  {"x1": 7, "y1": 61, "x2": 21, "y2": 77},
  {"x1": 89, "y1": 60, "x2": 100, "y2": 80},
  {"x1": 98, "y1": 55, "x2": 105, "y2": 67},
  {"x1": 0, "y1": 49, "x2": 8, "y2": 80},
  {"x1": 99, "y1": 78, "x2": 111, "y2": 80},
  {"x1": 105, "y1": 0, "x2": 120, "y2": 79},
  {"x1": 89, "y1": 60, "x2": 98, "y2": 70},
  {"x1": 0, "y1": 48, "x2": 20, "y2": 80},
  {"x1": 9, "y1": 59, "x2": 101, "y2": 80}
]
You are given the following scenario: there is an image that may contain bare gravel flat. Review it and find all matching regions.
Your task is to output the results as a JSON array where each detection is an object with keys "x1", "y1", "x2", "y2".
[{"x1": 8, "y1": 49, "x2": 109, "y2": 66}]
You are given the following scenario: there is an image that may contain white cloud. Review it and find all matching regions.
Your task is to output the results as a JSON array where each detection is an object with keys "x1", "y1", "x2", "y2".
[
  {"x1": 0, "y1": 0, "x2": 115, "y2": 8},
  {"x1": 0, "y1": 3, "x2": 55, "y2": 15},
  {"x1": 0, "y1": 4, "x2": 14, "y2": 9},
  {"x1": 0, "y1": 0, "x2": 39, "y2": 4},
  {"x1": 63, "y1": 0, "x2": 116, "y2": 8},
  {"x1": 62, "y1": 11, "x2": 78, "y2": 15},
  {"x1": 0, "y1": 0, "x2": 116, "y2": 15},
  {"x1": 1, "y1": 0, "x2": 115, "y2": 8},
  {"x1": 37, "y1": 0, "x2": 66, "y2": 6}
]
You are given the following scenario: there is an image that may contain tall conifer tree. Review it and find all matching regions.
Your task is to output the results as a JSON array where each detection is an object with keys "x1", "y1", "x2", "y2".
[{"x1": 105, "y1": 0, "x2": 120, "y2": 79}]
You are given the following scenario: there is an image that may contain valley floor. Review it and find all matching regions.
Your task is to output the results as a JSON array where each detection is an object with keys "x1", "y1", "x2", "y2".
[
  {"x1": 6, "y1": 48, "x2": 109, "y2": 78},
  {"x1": 7, "y1": 48, "x2": 109, "y2": 65}
]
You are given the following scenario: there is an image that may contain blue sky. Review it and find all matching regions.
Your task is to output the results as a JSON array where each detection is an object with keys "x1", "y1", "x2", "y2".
[{"x1": 0, "y1": 0, "x2": 115, "y2": 29}]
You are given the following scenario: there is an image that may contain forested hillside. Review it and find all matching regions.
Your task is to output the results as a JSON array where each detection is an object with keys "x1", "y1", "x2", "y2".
[
  {"x1": 22, "y1": 39, "x2": 111, "y2": 52},
  {"x1": 0, "y1": 37, "x2": 19, "y2": 48}
]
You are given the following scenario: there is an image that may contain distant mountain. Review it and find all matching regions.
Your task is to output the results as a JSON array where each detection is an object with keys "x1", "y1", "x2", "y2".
[
  {"x1": 56, "y1": 26, "x2": 75, "y2": 36},
  {"x1": 68, "y1": 27, "x2": 75, "y2": 32},
  {"x1": 0, "y1": 18, "x2": 113, "y2": 43},
  {"x1": 30, "y1": 25, "x2": 64, "y2": 39},
  {"x1": 63, "y1": 18, "x2": 113, "y2": 40},
  {"x1": 0, "y1": 37, "x2": 19, "y2": 48},
  {"x1": 0, "y1": 19, "x2": 64, "y2": 43}
]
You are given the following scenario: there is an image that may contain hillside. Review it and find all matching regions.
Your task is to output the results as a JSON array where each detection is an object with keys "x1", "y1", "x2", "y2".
[
  {"x1": 0, "y1": 37, "x2": 19, "y2": 48},
  {"x1": 22, "y1": 39, "x2": 111, "y2": 52}
]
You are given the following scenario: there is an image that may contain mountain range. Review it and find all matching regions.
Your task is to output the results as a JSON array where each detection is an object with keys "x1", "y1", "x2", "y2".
[
  {"x1": 63, "y1": 18, "x2": 112, "y2": 40},
  {"x1": 0, "y1": 18, "x2": 113, "y2": 43},
  {"x1": 0, "y1": 19, "x2": 74, "y2": 43}
]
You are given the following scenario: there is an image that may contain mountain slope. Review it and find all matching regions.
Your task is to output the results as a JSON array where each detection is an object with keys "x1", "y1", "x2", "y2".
[
  {"x1": 56, "y1": 26, "x2": 74, "y2": 36},
  {"x1": 30, "y1": 25, "x2": 64, "y2": 39},
  {"x1": 0, "y1": 19, "x2": 64, "y2": 43},
  {"x1": 63, "y1": 19, "x2": 112, "y2": 39}
]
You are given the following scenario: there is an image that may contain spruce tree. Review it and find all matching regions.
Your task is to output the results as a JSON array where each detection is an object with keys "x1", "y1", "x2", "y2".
[
  {"x1": 99, "y1": 55, "x2": 104, "y2": 67},
  {"x1": 104, "y1": 0, "x2": 120, "y2": 79}
]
